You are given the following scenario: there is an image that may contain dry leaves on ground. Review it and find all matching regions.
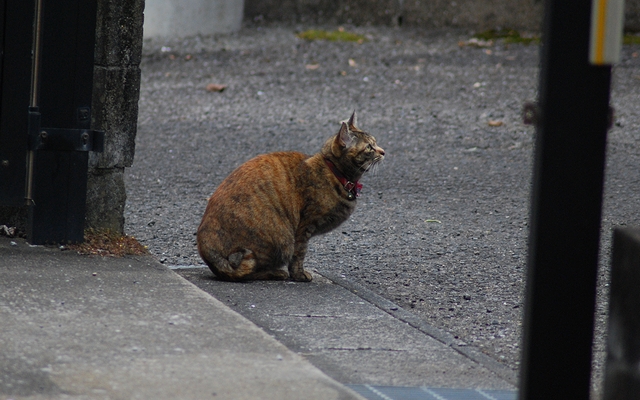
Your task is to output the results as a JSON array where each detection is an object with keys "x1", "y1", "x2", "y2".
[{"x1": 67, "y1": 229, "x2": 148, "y2": 257}]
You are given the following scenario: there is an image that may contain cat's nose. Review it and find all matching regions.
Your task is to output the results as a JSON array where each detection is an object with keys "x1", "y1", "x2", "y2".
[{"x1": 378, "y1": 147, "x2": 385, "y2": 156}]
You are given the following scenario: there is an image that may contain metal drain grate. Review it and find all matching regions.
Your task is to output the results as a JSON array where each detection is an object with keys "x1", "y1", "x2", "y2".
[{"x1": 347, "y1": 385, "x2": 517, "y2": 400}]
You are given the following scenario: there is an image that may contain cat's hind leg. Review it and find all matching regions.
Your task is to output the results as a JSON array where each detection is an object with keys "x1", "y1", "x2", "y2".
[
  {"x1": 201, "y1": 248, "x2": 290, "y2": 281},
  {"x1": 246, "y1": 241, "x2": 294, "y2": 280},
  {"x1": 200, "y1": 248, "x2": 258, "y2": 281}
]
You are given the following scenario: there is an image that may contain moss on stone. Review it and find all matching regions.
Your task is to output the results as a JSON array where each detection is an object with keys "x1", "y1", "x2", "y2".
[{"x1": 297, "y1": 29, "x2": 366, "y2": 43}]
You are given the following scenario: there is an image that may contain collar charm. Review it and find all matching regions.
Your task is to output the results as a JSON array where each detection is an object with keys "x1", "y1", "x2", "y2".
[{"x1": 324, "y1": 158, "x2": 362, "y2": 200}]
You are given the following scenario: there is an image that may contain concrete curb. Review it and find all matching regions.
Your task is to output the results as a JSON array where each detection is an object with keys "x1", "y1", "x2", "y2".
[{"x1": 318, "y1": 270, "x2": 519, "y2": 386}]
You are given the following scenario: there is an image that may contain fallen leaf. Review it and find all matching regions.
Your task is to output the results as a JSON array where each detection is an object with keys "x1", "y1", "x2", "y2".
[
  {"x1": 205, "y1": 83, "x2": 226, "y2": 92},
  {"x1": 348, "y1": 58, "x2": 357, "y2": 67},
  {"x1": 459, "y1": 38, "x2": 494, "y2": 48},
  {"x1": 305, "y1": 63, "x2": 320, "y2": 70},
  {"x1": 425, "y1": 219, "x2": 442, "y2": 224},
  {"x1": 488, "y1": 120, "x2": 504, "y2": 127},
  {"x1": 340, "y1": 71, "x2": 347, "y2": 76}
]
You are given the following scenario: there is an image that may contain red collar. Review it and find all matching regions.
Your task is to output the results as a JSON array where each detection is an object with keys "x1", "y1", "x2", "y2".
[{"x1": 324, "y1": 158, "x2": 362, "y2": 200}]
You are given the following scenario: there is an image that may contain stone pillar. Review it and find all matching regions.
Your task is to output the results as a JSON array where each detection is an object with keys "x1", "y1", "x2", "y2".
[
  {"x1": 87, "y1": 0, "x2": 145, "y2": 233},
  {"x1": 603, "y1": 228, "x2": 640, "y2": 399}
]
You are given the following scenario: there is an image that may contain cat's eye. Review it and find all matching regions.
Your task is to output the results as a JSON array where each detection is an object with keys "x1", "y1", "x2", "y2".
[{"x1": 366, "y1": 144, "x2": 374, "y2": 152}]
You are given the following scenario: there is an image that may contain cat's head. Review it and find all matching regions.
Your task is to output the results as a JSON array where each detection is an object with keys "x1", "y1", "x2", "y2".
[{"x1": 323, "y1": 112, "x2": 385, "y2": 180}]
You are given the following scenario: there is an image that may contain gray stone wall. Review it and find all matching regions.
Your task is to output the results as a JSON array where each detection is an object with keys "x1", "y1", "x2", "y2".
[
  {"x1": 87, "y1": 0, "x2": 145, "y2": 233},
  {"x1": 628, "y1": 1, "x2": 640, "y2": 31},
  {"x1": 245, "y1": 0, "x2": 640, "y2": 32}
]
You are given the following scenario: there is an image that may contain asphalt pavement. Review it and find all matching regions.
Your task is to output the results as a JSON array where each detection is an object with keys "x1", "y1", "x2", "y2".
[{"x1": 126, "y1": 24, "x2": 640, "y2": 395}]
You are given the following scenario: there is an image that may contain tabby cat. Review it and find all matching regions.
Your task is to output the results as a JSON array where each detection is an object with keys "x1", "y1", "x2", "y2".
[{"x1": 197, "y1": 112, "x2": 385, "y2": 282}]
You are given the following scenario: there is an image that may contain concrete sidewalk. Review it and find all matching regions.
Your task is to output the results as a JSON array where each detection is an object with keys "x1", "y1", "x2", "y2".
[
  {"x1": 0, "y1": 236, "x2": 361, "y2": 399},
  {"x1": 0, "y1": 235, "x2": 518, "y2": 400}
]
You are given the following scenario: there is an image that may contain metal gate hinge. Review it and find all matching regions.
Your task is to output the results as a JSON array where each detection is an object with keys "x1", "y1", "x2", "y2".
[
  {"x1": 27, "y1": 107, "x2": 104, "y2": 152},
  {"x1": 30, "y1": 128, "x2": 104, "y2": 152}
]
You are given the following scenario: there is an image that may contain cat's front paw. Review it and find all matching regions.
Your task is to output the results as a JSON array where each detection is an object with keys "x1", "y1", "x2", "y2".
[{"x1": 290, "y1": 270, "x2": 313, "y2": 282}]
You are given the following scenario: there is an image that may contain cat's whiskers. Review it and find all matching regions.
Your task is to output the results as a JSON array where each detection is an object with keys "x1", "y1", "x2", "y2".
[
  {"x1": 360, "y1": 156, "x2": 383, "y2": 174},
  {"x1": 368, "y1": 160, "x2": 382, "y2": 175},
  {"x1": 359, "y1": 161, "x2": 373, "y2": 173}
]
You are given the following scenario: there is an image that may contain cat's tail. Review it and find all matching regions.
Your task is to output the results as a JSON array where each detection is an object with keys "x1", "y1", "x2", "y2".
[{"x1": 199, "y1": 247, "x2": 257, "y2": 281}]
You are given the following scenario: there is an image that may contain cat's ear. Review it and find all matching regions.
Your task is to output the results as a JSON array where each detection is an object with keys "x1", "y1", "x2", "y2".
[
  {"x1": 335, "y1": 122, "x2": 355, "y2": 149},
  {"x1": 347, "y1": 111, "x2": 358, "y2": 130}
]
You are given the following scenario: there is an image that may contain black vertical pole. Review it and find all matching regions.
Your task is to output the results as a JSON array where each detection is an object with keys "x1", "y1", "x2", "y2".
[{"x1": 519, "y1": 0, "x2": 612, "y2": 399}]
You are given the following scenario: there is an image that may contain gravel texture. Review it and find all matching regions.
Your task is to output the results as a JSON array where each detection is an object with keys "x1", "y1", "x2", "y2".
[{"x1": 125, "y1": 24, "x2": 640, "y2": 392}]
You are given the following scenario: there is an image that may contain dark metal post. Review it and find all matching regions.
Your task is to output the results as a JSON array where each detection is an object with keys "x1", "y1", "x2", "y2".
[
  {"x1": 25, "y1": 0, "x2": 101, "y2": 244},
  {"x1": 603, "y1": 228, "x2": 640, "y2": 399},
  {"x1": 519, "y1": 0, "x2": 612, "y2": 399}
]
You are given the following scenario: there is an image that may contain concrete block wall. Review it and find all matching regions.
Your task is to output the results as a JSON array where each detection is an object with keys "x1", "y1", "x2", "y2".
[
  {"x1": 245, "y1": 0, "x2": 640, "y2": 32},
  {"x1": 628, "y1": 1, "x2": 640, "y2": 31},
  {"x1": 401, "y1": 0, "x2": 543, "y2": 31}
]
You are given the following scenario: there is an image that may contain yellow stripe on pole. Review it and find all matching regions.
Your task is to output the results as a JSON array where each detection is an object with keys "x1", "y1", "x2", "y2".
[
  {"x1": 589, "y1": 0, "x2": 625, "y2": 65},
  {"x1": 594, "y1": 0, "x2": 608, "y2": 64}
]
